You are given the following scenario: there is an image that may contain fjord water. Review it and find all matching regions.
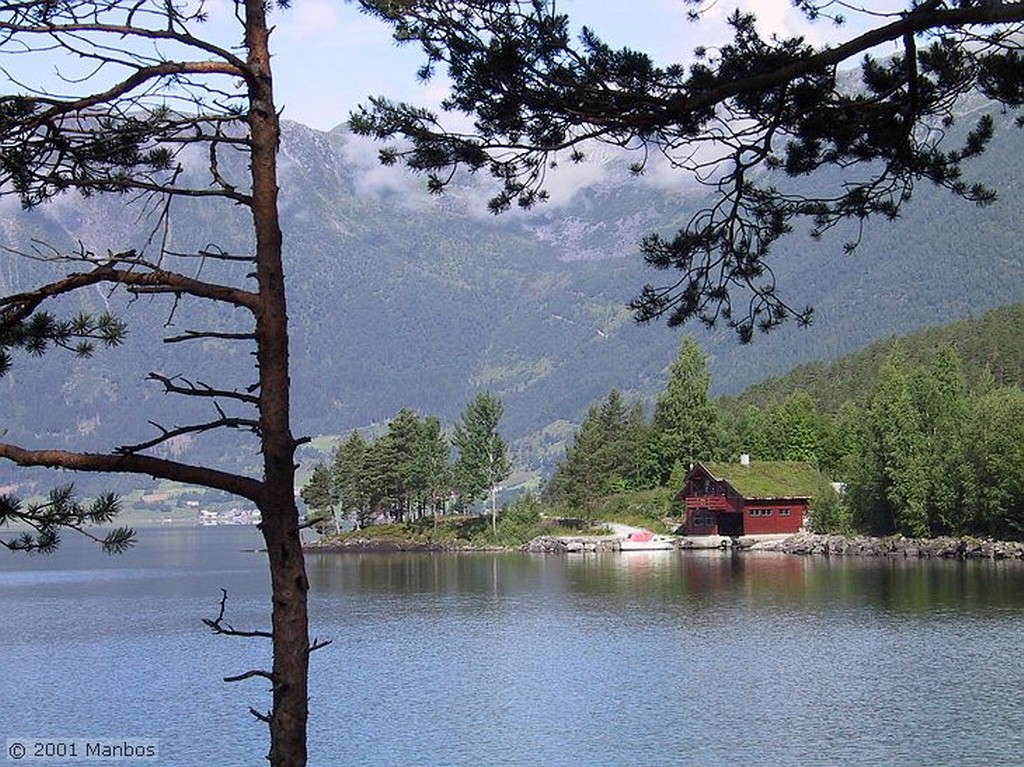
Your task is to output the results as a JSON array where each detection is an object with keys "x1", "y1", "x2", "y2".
[{"x1": 3, "y1": 528, "x2": 1024, "y2": 766}]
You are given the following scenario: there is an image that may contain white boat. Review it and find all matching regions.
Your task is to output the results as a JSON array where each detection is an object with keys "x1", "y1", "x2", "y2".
[{"x1": 618, "y1": 529, "x2": 676, "y2": 551}]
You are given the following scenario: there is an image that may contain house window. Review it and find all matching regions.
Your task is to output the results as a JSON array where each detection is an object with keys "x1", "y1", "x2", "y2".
[
  {"x1": 780, "y1": 508, "x2": 791, "y2": 517},
  {"x1": 748, "y1": 508, "x2": 773, "y2": 517}
]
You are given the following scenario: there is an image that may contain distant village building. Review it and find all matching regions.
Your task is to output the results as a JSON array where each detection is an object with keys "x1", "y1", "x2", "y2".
[{"x1": 679, "y1": 458, "x2": 826, "y2": 536}]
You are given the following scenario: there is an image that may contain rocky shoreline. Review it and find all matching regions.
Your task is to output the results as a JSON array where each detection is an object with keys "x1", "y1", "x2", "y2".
[
  {"x1": 518, "y1": 532, "x2": 1024, "y2": 559},
  {"x1": 521, "y1": 536, "x2": 618, "y2": 554},
  {"x1": 743, "y1": 532, "x2": 1024, "y2": 560},
  {"x1": 308, "y1": 531, "x2": 1024, "y2": 560}
]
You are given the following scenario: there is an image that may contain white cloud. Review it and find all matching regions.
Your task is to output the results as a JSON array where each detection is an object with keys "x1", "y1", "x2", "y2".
[{"x1": 337, "y1": 132, "x2": 434, "y2": 204}]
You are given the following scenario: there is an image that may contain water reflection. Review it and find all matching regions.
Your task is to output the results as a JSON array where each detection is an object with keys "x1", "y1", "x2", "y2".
[
  {"x1": 307, "y1": 551, "x2": 559, "y2": 598},
  {"x1": 307, "y1": 547, "x2": 1024, "y2": 620},
  {"x1": 303, "y1": 548, "x2": 1024, "y2": 766}
]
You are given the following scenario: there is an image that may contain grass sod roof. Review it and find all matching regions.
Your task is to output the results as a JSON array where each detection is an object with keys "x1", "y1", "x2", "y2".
[{"x1": 699, "y1": 461, "x2": 826, "y2": 500}]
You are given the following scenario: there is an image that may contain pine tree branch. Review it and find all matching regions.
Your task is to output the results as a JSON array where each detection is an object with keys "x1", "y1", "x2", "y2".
[
  {"x1": 117, "y1": 416, "x2": 261, "y2": 455},
  {"x1": 0, "y1": 7, "x2": 250, "y2": 72},
  {"x1": 224, "y1": 669, "x2": 277, "y2": 684},
  {"x1": 309, "y1": 637, "x2": 333, "y2": 653},
  {"x1": 44, "y1": 176, "x2": 253, "y2": 204},
  {"x1": 0, "y1": 443, "x2": 263, "y2": 502},
  {"x1": 165, "y1": 248, "x2": 256, "y2": 263},
  {"x1": 162, "y1": 331, "x2": 257, "y2": 344},
  {"x1": 0, "y1": 262, "x2": 260, "y2": 333},
  {"x1": 0, "y1": 485, "x2": 134, "y2": 553},
  {"x1": 666, "y1": 4, "x2": 1024, "y2": 127},
  {"x1": 203, "y1": 588, "x2": 273, "y2": 639},
  {"x1": 249, "y1": 708, "x2": 272, "y2": 724},
  {"x1": 147, "y1": 373, "x2": 260, "y2": 404},
  {"x1": 4, "y1": 59, "x2": 245, "y2": 120}
]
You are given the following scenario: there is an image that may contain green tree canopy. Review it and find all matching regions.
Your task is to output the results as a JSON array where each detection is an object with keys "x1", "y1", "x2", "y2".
[
  {"x1": 332, "y1": 431, "x2": 372, "y2": 527},
  {"x1": 549, "y1": 398, "x2": 614, "y2": 514},
  {"x1": 765, "y1": 390, "x2": 824, "y2": 465},
  {"x1": 300, "y1": 463, "x2": 335, "y2": 517},
  {"x1": 851, "y1": 344, "x2": 930, "y2": 536},
  {"x1": 917, "y1": 345, "x2": 972, "y2": 534},
  {"x1": 550, "y1": 389, "x2": 660, "y2": 511},
  {"x1": 299, "y1": 463, "x2": 338, "y2": 535},
  {"x1": 452, "y1": 392, "x2": 512, "y2": 533},
  {"x1": 415, "y1": 414, "x2": 453, "y2": 519},
  {"x1": 652, "y1": 336, "x2": 720, "y2": 476},
  {"x1": 965, "y1": 386, "x2": 1024, "y2": 539}
]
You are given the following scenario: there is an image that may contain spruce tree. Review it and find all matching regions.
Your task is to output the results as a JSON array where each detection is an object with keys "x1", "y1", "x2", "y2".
[
  {"x1": 652, "y1": 336, "x2": 719, "y2": 479},
  {"x1": 366, "y1": 430, "x2": 402, "y2": 522},
  {"x1": 552, "y1": 389, "x2": 661, "y2": 511},
  {"x1": 301, "y1": 463, "x2": 335, "y2": 517},
  {"x1": 416, "y1": 414, "x2": 453, "y2": 519},
  {"x1": 558, "y1": 403, "x2": 607, "y2": 514},
  {"x1": 734, "y1": 404, "x2": 770, "y2": 463},
  {"x1": 819, "y1": 401, "x2": 864, "y2": 481},
  {"x1": 592, "y1": 391, "x2": 627, "y2": 492},
  {"x1": 386, "y1": 408, "x2": 423, "y2": 520},
  {"x1": 624, "y1": 400, "x2": 660, "y2": 491}
]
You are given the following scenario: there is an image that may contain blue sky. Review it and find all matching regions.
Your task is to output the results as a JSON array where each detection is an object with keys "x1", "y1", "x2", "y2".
[{"x1": 262, "y1": 0, "x2": 902, "y2": 130}]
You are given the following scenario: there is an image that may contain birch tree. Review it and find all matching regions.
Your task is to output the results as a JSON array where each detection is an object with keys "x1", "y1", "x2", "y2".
[{"x1": 452, "y1": 392, "x2": 512, "y2": 534}]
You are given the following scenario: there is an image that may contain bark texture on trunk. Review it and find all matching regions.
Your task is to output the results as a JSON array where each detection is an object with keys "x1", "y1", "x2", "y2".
[
  {"x1": 245, "y1": 2, "x2": 310, "y2": 764},
  {"x1": 261, "y1": 507, "x2": 310, "y2": 767}
]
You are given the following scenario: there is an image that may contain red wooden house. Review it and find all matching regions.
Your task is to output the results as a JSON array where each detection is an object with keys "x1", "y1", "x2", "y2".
[{"x1": 680, "y1": 459, "x2": 826, "y2": 536}]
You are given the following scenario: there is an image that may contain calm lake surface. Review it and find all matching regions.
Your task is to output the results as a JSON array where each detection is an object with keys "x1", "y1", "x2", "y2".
[{"x1": 3, "y1": 526, "x2": 1024, "y2": 766}]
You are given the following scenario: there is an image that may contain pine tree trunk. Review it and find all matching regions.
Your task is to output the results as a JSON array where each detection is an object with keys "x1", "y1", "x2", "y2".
[
  {"x1": 261, "y1": 506, "x2": 310, "y2": 767},
  {"x1": 245, "y1": 1, "x2": 310, "y2": 764}
]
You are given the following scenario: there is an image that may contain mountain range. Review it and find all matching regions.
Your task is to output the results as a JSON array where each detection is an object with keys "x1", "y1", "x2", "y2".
[{"x1": 1, "y1": 106, "x2": 1022, "y2": 494}]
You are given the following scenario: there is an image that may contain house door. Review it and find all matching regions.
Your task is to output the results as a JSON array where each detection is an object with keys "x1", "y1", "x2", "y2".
[{"x1": 717, "y1": 512, "x2": 744, "y2": 537}]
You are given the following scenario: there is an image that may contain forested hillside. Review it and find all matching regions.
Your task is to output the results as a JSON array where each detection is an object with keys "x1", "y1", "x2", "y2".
[
  {"x1": 722, "y1": 302, "x2": 1024, "y2": 415},
  {"x1": 1, "y1": 108, "x2": 1022, "y2": 495}
]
